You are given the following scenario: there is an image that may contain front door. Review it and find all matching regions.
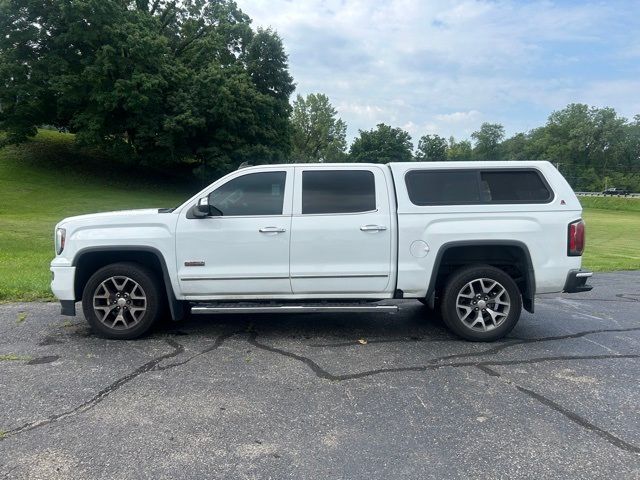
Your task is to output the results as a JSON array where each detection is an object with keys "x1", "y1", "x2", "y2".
[
  {"x1": 289, "y1": 166, "x2": 393, "y2": 294},
  {"x1": 175, "y1": 168, "x2": 293, "y2": 297}
]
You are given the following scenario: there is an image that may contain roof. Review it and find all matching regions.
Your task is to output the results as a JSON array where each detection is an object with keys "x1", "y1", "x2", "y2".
[{"x1": 238, "y1": 160, "x2": 554, "y2": 170}]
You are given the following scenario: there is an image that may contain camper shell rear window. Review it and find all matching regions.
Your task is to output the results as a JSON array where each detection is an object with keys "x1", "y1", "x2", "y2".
[{"x1": 404, "y1": 168, "x2": 553, "y2": 206}]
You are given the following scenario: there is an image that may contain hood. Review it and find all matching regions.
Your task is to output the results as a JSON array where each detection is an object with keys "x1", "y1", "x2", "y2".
[{"x1": 57, "y1": 209, "x2": 161, "y2": 227}]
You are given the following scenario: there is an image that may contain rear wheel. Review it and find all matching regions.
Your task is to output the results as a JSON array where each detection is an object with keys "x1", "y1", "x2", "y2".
[
  {"x1": 440, "y1": 265, "x2": 521, "y2": 341},
  {"x1": 82, "y1": 262, "x2": 163, "y2": 339}
]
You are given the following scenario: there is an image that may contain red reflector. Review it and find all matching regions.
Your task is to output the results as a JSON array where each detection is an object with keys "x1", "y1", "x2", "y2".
[{"x1": 568, "y1": 220, "x2": 585, "y2": 256}]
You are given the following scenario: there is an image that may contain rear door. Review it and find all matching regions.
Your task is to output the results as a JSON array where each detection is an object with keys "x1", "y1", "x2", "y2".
[{"x1": 289, "y1": 166, "x2": 393, "y2": 294}]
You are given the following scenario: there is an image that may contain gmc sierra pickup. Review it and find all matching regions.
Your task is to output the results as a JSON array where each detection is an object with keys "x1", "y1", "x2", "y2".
[{"x1": 51, "y1": 161, "x2": 592, "y2": 341}]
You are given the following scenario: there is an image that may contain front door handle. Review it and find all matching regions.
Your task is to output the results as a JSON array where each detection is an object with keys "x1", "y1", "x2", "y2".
[
  {"x1": 360, "y1": 225, "x2": 387, "y2": 232},
  {"x1": 259, "y1": 226, "x2": 286, "y2": 233}
]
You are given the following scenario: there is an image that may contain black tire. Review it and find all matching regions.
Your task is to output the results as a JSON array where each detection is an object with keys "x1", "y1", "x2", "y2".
[
  {"x1": 82, "y1": 262, "x2": 163, "y2": 340},
  {"x1": 440, "y1": 264, "x2": 522, "y2": 342}
]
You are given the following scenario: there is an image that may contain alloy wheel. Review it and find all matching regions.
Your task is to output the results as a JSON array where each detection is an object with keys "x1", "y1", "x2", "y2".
[
  {"x1": 455, "y1": 277, "x2": 511, "y2": 332},
  {"x1": 92, "y1": 276, "x2": 147, "y2": 330}
]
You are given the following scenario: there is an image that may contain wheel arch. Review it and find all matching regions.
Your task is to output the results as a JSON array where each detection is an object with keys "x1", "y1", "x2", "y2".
[
  {"x1": 426, "y1": 240, "x2": 536, "y2": 313},
  {"x1": 72, "y1": 246, "x2": 183, "y2": 321}
]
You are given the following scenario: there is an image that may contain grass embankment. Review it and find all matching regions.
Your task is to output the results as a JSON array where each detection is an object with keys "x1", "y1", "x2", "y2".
[
  {"x1": 0, "y1": 131, "x2": 638, "y2": 301},
  {"x1": 0, "y1": 130, "x2": 193, "y2": 301},
  {"x1": 579, "y1": 196, "x2": 640, "y2": 272}
]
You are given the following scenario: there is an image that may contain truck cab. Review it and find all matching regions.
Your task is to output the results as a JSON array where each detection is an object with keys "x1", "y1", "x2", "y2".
[{"x1": 51, "y1": 161, "x2": 592, "y2": 341}]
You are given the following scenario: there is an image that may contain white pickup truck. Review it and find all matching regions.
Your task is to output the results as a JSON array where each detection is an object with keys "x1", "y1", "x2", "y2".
[{"x1": 51, "y1": 161, "x2": 592, "y2": 341}]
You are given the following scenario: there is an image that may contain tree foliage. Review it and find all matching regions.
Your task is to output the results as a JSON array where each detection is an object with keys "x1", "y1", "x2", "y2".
[
  {"x1": 0, "y1": 0, "x2": 295, "y2": 176},
  {"x1": 446, "y1": 136, "x2": 473, "y2": 161},
  {"x1": 406, "y1": 104, "x2": 638, "y2": 190},
  {"x1": 349, "y1": 123, "x2": 412, "y2": 163},
  {"x1": 415, "y1": 134, "x2": 447, "y2": 161},
  {"x1": 471, "y1": 122, "x2": 505, "y2": 160},
  {"x1": 291, "y1": 93, "x2": 347, "y2": 162},
  {"x1": 1, "y1": 2, "x2": 638, "y2": 193},
  {"x1": 490, "y1": 104, "x2": 639, "y2": 190}
]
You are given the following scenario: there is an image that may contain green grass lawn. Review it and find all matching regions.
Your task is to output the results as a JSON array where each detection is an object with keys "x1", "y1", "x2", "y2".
[
  {"x1": 0, "y1": 131, "x2": 638, "y2": 301},
  {"x1": 0, "y1": 131, "x2": 192, "y2": 301},
  {"x1": 581, "y1": 204, "x2": 640, "y2": 272}
]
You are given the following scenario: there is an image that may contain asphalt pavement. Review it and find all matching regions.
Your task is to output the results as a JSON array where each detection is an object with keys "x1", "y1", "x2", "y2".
[{"x1": 1, "y1": 271, "x2": 639, "y2": 479}]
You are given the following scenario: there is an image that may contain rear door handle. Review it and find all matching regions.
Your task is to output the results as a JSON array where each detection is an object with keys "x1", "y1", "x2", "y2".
[
  {"x1": 360, "y1": 225, "x2": 387, "y2": 232},
  {"x1": 259, "y1": 226, "x2": 286, "y2": 233}
]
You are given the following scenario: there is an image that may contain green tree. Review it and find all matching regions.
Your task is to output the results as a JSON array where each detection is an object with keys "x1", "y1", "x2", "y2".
[
  {"x1": 349, "y1": 123, "x2": 413, "y2": 163},
  {"x1": 0, "y1": 0, "x2": 295, "y2": 176},
  {"x1": 291, "y1": 93, "x2": 347, "y2": 162},
  {"x1": 544, "y1": 103, "x2": 595, "y2": 174},
  {"x1": 482, "y1": 105, "x2": 640, "y2": 190},
  {"x1": 626, "y1": 115, "x2": 640, "y2": 182},
  {"x1": 447, "y1": 136, "x2": 473, "y2": 161},
  {"x1": 500, "y1": 133, "x2": 530, "y2": 161},
  {"x1": 415, "y1": 134, "x2": 447, "y2": 161},
  {"x1": 538, "y1": 104, "x2": 631, "y2": 189},
  {"x1": 471, "y1": 122, "x2": 505, "y2": 160}
]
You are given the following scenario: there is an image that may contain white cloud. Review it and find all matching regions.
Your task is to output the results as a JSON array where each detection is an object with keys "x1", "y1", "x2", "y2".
[
  {"x1": 240, "y1": 0, "x2": 639, "y2": 144},
  {"x1": 578, "y1": 80, "x2": 640, "y2": 120}
]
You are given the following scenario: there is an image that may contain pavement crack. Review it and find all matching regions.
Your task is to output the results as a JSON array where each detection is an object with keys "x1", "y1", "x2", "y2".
[
  {"x1": 475, "y1": 364, "x2": 501, "y2": 376},
  {"x1": 155, "y1": 331, "x2": 238, "y2": 371},
  {"x1": 616, "y1": 294, "x2": 640, "y2": 302},
  {"x1": 305, "y1": 327, "x2": 640, "y2": 365},
  {"x1": 476, "y1": 365, "x2": 640, "y2": 455},
  {"x1": 248, "y1": 332, "x2": 339, "y2": 380},
  {"x1": 477, "y1": 353, "x2": 640, "y2": 368},
  {"x1": 0, "y1": 339, "x2": 184, "y2": 441},
  {"x1": 308, "y1": 335, "x2": 452, "y2": 348},
  {"x1": 248, "y1": 331, "x2": 640, "y2": 382},
  {"x1": 561, "y1": 297, "x2": 638, "y2": 303},
  {"x1": 461, "y1": 326, "x2": 640, "y2": 360}
]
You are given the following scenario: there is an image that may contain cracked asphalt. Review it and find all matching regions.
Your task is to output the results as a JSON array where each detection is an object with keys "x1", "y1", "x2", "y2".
[{"x1": 1, "y1": 271, "x2": 639, "y2": 479}]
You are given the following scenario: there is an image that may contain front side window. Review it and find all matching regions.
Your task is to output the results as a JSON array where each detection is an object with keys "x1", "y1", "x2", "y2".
[
  {"x1": 302, "y1": 170, "x2": 376, "y2": 214},
  {"x1": 209, "y1": 171, "x2": 286, "y2": 216}
]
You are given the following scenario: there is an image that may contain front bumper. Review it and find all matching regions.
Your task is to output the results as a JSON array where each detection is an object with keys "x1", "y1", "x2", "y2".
[
  {"x1": 51, "y1": 265, "x2": 77, "y2": 315},
  {"x1": 563, "y1": 269, "x2": 593, "y2": 293}
]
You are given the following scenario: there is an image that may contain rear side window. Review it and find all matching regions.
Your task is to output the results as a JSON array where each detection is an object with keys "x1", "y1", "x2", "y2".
[
  {"x1": 302, "y1": 170, "x2": 376, "y2": 214},
  {"x1": 405, "y1": 170, "x2": 481, "y2": 205},
  {"x1": 405, "y1": 169, "x2": 552, "y2": 206},
  {"x1": 481, "y1": 171, "x2": 552, "y2": 203}
]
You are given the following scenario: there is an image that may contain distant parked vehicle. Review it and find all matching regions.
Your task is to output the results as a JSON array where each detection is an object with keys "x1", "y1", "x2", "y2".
[{"x1": 602, "y1": 187, "x2": 629, "y2": 196}]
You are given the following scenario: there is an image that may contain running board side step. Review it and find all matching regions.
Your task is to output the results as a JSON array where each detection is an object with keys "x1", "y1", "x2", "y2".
[{"x1": 191, "y1": 305, "x2": 398, "y2": 315}]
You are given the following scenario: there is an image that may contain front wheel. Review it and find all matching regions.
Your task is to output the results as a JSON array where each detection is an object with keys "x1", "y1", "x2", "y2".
[
  {"x1": 82, "y1": 262, "x2": 163, "y2": 339},
  {"x1": 440, "y1": 265, "x2": 522, "y2": 341}
]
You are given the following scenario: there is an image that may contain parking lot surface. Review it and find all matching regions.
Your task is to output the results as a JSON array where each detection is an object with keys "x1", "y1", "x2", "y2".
[{"x1": 1, "y1": 271, "x2": 639, "y2": 479}]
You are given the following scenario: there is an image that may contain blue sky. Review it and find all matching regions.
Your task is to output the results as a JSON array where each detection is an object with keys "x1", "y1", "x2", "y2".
[{"x1": 241, "y1": 0, "x2": 640, "y2": 144}]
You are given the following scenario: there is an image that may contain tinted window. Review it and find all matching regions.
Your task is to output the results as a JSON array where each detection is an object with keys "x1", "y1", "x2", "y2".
[
  {"x1": 481, "y1": 171, "x2": 552, "y2": 202},
  {"x1": 405, "y1": 169, "x2": 552, "y2": 205},
  {"x1": 405, "y1": 170, "x2": 481, "y2": 205},
  {"x1": 209, "y1": 171, "x2": 286, "y2": 216},
  {"x1": 302, "y1": 170, "x2": 376, "y2": 214}
]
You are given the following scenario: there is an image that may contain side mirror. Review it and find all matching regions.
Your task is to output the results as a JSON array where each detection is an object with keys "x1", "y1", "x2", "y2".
[
  {"x1": 196, "y1": 197, "x2": 210, "y2": 215},
  {"x1": 192, "y1": 197, "x2": 222, "y2": 218}
]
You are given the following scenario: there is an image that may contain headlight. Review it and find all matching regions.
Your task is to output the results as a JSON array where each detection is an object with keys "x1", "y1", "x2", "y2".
[{"x1": 55, "y1": 228, "x2": 66, "y2": 255}]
